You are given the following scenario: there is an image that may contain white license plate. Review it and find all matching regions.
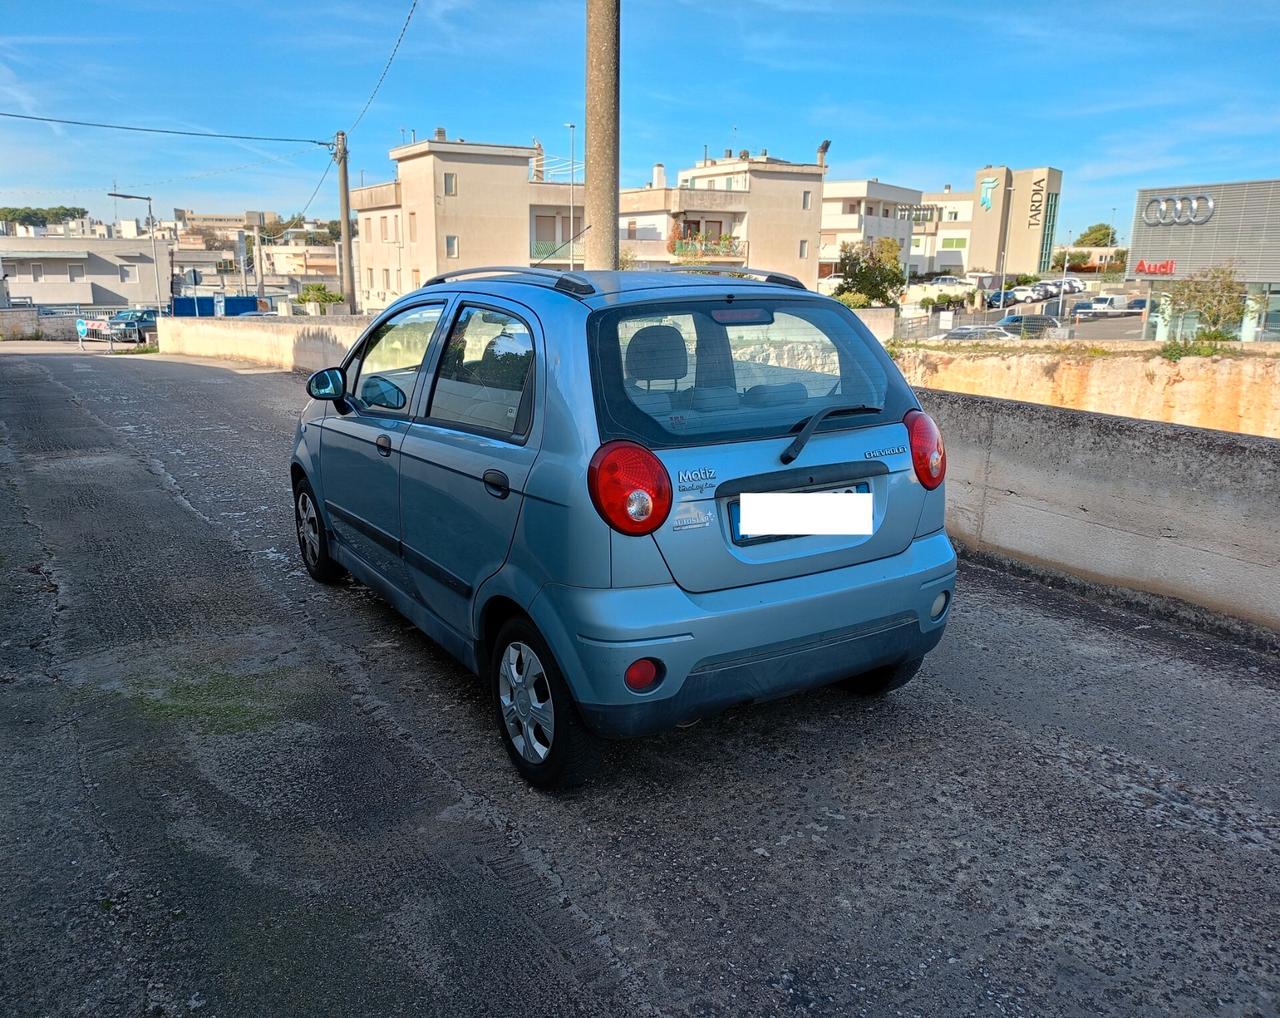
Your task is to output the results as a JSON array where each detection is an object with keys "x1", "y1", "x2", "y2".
[{"x1": 738, "y1": 491, "x2": 873, "y2": 537}]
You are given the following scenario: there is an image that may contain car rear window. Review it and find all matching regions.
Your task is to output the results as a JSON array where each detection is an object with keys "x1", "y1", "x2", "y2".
[{"x1": 588, "y1": 297, "x2": 910, "y2": 448}]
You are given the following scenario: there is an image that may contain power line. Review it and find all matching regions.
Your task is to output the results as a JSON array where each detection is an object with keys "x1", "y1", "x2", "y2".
[
  {"x1": 259, "y1": 156, "x2": 335, "y2": 241},
  {"x1": 0, "y1": 111, "x2": 331, "y2": 147},
  {"x1": 349, "y1": 0, "x2": 420, "y2": 134}
]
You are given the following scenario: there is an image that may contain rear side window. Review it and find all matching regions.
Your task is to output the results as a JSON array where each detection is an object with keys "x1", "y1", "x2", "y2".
[
  {"x1": 589, "y1": 298, "x2": 908, "y2": 448},
  {"x1": 428, "y1": 305, "x2": 535, "y2": 438}
]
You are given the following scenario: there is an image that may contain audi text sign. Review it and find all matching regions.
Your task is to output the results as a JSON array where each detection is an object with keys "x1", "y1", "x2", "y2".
[{"x1": 1134, "y1": 259, "x2": 1176, "y2": 275}]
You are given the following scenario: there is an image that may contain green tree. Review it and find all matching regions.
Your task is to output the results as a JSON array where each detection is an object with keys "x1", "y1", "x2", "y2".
[
  {"x1": 1110, "y1": 248, "x2": 1127, "y2": 271},
  {"x1": 0, "y1": 205, "x2": 89, "y2": 226},
  {"x1": 1075, "y1": 223, "x2": 1116, "y2": 247},
  {"x1": 293, "y1": 283, "x2": 345, "y2": 305},
  {"x1": 1051, "y1": 249, "x2": 1090, "y2": 271},
  {"x1": 832, "y1": 238, "x2": 903, "y2": 306},
  {"x1": 1162, "y1": 263, "x2": 1264, "y2": 338}
]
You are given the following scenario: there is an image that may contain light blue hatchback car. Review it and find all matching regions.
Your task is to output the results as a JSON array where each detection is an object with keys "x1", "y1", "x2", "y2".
[{"x1": 291, "y1": 267, "x2": 955, "y2": 786}]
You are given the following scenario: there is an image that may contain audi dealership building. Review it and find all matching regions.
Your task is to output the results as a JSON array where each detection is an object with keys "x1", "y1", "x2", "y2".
[{"x1": 1127, "y1": 178, "x2": 1280, "y2": 341}]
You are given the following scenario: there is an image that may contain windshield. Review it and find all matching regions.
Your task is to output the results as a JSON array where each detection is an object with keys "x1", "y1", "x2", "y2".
[{"x1": 588, "y1": 297, "x2": 910, "y2": 448}]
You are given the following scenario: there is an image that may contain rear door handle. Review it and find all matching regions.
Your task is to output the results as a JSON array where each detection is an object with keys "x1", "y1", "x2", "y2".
[
  {"x1": 483, "y1": 469, "x2": 510, "y2": 499},
  {"x1": 375, "y1": 434, "x2": 393, "y2": 457}
]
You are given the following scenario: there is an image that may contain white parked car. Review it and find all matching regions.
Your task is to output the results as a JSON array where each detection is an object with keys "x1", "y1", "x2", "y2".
[{"x1": 1009, "y1": 286, "x2": 1039, "y2": 303}]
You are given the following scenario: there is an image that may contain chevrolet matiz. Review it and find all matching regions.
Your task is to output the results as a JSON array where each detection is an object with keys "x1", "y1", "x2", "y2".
[{"x1": 290, "y1": 267, "x2": 954, "y2": 787}]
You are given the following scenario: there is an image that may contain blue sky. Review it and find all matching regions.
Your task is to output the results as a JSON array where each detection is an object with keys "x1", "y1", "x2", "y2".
[{"x1": 3, "y1": 0, "x2": 1278, "y2": 243}]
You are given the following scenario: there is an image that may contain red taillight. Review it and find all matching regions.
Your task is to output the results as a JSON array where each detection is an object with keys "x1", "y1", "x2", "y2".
[
  {"x1": 904, "y1": 410, "x2": 946, "y2": 490},
  {"x1": 587, "y1": 441, "x2": 673, "y2": 536}
]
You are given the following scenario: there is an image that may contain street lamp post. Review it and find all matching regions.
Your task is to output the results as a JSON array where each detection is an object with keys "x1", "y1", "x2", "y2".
[
  {"x1": 997, "y1": 185, "x2": 1015, "y2": 305},
  {"x1": 108, "y1": 191, "x2": 163, "y2": 317},
  {"x1": 564, "y1": 122, "x2": 576, "y2": 271}
]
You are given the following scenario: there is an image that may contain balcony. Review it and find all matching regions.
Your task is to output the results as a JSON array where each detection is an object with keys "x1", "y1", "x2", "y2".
[
  {"x1": 529, "y1": 240, "x2": 584, "y2": 262},
  {"x1": 674, "y1": 236, "x2": 744, "y2": 259}
]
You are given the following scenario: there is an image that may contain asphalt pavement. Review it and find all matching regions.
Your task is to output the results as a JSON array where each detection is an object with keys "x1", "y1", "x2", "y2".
[{"x1": 1, "y1": 344, "x2": 1276, "y2": 1017}]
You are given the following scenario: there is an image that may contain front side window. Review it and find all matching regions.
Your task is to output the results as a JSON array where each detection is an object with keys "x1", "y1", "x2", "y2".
[
  {"x1": 347, "y1": 305, "x2": 443, "y2": 416},
  {"x1": 590, "y1": 298, "x2": 904, "y2": 448},
  {"x1": 428, "y1": 306, "x2": 535, "y2": 438}
]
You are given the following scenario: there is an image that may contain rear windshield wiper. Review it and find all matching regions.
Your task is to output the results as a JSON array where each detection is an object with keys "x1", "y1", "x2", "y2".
[{"x1": 780, "y1": 403, "x2": 883, "y2": 464}]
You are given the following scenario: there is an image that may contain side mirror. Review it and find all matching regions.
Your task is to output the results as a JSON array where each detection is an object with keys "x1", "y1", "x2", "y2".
[
  {"x1": 307, "y1": 366, "x2": 346, "y2": 401},
  {"x1": 358, "y1": 374, "x2": 408, "y2": 410}
]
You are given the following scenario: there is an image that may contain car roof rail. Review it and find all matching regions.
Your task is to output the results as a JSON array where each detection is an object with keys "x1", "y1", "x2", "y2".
[
  {"x1": 422, "y1": 265, "x2": 596, "y2": 296},
  {"x1": 653, "y1": 266, "x2": 807, "y2": 290}
]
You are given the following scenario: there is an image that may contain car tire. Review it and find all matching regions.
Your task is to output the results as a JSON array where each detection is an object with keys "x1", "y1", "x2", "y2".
[
  {"x1": 841, "y1": 657, "x2": 923, "y2": 696},
  {"x1": 293, "y1": 477, "x2": 344, "y2": 584},
  {"x1": 490, "y1": 617, "x2": 600, "y2": 789}
]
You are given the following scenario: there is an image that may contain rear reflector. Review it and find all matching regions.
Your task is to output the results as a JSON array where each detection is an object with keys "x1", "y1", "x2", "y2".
[{"x1": 624, "y1": 658, "x2": 661, "y2": 692}]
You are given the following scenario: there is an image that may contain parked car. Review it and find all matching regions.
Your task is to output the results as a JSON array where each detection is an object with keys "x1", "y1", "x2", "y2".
[
  {"x1": 986, "y1": 290, "x2": 1018, "y2": 308},
  {"x1": 238, "y1": 310, "x2": 279, "y2": 317},
  {"x1": 1084, "y1": 294, "x2": 1139, "y2": 317},
  {"x1": 1009, "y1": 286, "x2": 1040, "y2": 303},
  {"x1": 290, "y1": 267, "x2": 955, "y2": 787},
  {"x1": 944, "y1": 326, "x2": 1017, "y2": 340},
  {"x1": 1063, "y1": 279, "x2": 1087, "y2": 293},
  {"x1": 1127, "y1": 298, "x2": 1149, "y2": 313},
  {"x1": 106, "y1": 308, "x2": 159, "y2": 342},
  {"x1": 931, "y1": 275, "x2": 963, "y2": 287},
  {"x1": 1070, "y1": 300, "x2": 1098, "y2": 319},
  {"x1": 1028, "y1": 283, "x2": 1054, "y2": 300},
  {"x1": 996, "y1": 314, "x2": 1061, "y2": 337}
]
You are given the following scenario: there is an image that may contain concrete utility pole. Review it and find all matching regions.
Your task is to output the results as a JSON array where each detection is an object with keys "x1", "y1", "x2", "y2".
[
  {"x1": 254, "y1": 225, "x2": 264, "y2": 300},
  {"x1": 335, "y1": 130, "x2": 357, "y2": 309},
  {"x1": 584, "y1": 0, "x2": 620, "y2": 271}
]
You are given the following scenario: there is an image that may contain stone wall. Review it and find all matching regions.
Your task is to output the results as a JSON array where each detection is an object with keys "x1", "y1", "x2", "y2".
[
  {"x1": 897, "y1": 342, "x2": 1280, "y2": 439},
  {"x1": 158, "y1": 315, "x2": 374, "y2": 373},
  {"x1": 920, "y1": 389, "x2": 1280, "y2": 631}
]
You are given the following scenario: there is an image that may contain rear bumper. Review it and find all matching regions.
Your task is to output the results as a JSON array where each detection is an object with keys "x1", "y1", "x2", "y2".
[{"x1": 529, "y1": 530, "x2": 956, "y2": 738}]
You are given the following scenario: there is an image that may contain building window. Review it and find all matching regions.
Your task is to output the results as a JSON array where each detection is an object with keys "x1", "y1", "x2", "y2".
[
  {"x1": 380, "y1": 216, "x2": 388, "y2": 241},
  {"x1": 882, "y1": 206, "x2": 890, "y2": 217},
  {"x1": 382, "y1": 268, "x2": 390, "y2": 289},
  {"x1": 444, "y1": 172, "x2": 457, "y2": 196},
  {"x1": 946, "y1": 210, "x2": 959, "y2": 222},
  {"x1": 363, "y1": 216, "x2": 371, "y2": 237},
  {"x1": 626, "y1": 220, "x2": 637, "y2": 240},
  {"x1": 393, "y1": 214, "x2": 399, "y2": 242},
  {"x1": 802, "y1": 190, "x2": 812, "y2": 210},
  {"x1": 446, "y1": 235, "x2": 459, "y2": 259},
  {"x1": 865, "y1": 205, "x2": 876, "y2": 217},
  {"x1": 941, "y1": 237, "x2": 967, "y2": 249},
  {"x1": 725, "y1": 178, "x2": 733, "y2": 191},
  {"x1": 707, "y1": 179, "x2": 716, "y2": 189},
  {"x1": 30, "y1": 263, "x2": 44, "y2": 282},
  {"x1": 367, "y1": 268, "x2": 374, "y2": 289},
  {"x1": 409, "y1": 212, "x2": 417, "y2": 242},
  {"x1": 396, "y1": 269, "x2": 402, "y2": 292},
  {"x1": 119, "y1": 263, "x2": 137, "y2": 283},
  {"x1": 68, "y1": 264, "x2": 85, "y2": 282},
  {"x1": 799, "y1": 239, "x2": 809, "y2": 259},
  {"x1": 412, "y1": 269, "x2": 421, "y2": 288}
]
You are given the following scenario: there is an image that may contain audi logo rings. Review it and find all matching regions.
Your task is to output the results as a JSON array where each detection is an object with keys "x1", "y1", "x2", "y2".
[{"x1": 1143, "y1": 195, "x2": 1215, "y2": 226}]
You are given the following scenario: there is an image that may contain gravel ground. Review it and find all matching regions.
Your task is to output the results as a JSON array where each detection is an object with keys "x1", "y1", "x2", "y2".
[{"x1": 1, "y1": 344, "x2": 1276, "y2": 1018}]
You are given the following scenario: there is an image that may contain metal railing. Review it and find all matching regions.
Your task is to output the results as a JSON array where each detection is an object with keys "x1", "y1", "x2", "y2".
[
  {"x1": 674, "y1": 236, "x2": 743, "y2": 258},
  {"x1": 529, "y1": 240, "x2": 584, "y2": 261}
]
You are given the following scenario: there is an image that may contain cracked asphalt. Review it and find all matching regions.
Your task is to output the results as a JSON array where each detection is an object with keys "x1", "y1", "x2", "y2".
[{"x1": 1, "y1": 343, "x2": 1277, "y2": 1018}]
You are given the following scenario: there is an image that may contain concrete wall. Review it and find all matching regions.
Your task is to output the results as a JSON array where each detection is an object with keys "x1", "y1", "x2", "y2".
[
  {"x1": 853, "y1": 307, "x2": 896, "y2": 343},
  {"x1": 158, "y1": 315, "x2": 373, "y2": 373},
  {"x1": 896, "y1": 343, "x2": 1280, "y2": 439},
  {"x1": 920, "y1": 389, "x2": 1280, "y2": 632},
  {"x1": 0, "y1": 307, "x2": 40, "y2": 340}
]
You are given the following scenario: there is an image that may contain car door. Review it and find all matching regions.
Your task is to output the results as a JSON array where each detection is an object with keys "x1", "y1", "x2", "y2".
[
  {"x1": 320, "y1": 302, "x2": 447, "y2": 590},
  {"x1": 399, "y1": 299, "x2": 541, "y2": 637}
]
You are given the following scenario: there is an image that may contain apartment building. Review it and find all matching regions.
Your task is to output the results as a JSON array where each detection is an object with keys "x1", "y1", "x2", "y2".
[
  {"x1": 817, "y1": 178, "x2": 922, "y2": 281},
  {"x1": 910, "y1": 166, "x2": 1062, "y2": 277},
  {"x1": 620, "y1": 147, "x2": 826, "y2": 287},
  {"x1": 0, "y1": 236, "x2": 172, "y2": 308},
  {"x1": 351, "y1": 128, "x2": 828, "y2": 311}
]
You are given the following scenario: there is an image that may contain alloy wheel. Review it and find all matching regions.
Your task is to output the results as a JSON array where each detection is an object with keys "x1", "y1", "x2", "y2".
[
  {"x1": 296, "y1": 490, "x2": 320, "y2": 566},
  {"x1": 497, "y1": 641, "x2": 555, "y2": 764}
]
